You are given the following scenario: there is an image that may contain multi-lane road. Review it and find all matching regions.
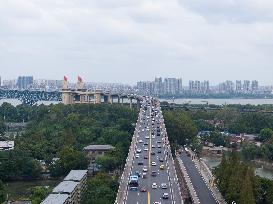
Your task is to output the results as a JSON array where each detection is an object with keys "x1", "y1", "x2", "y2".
[{"x1": 123, "y1": 98, "x2": 183, "y2": 204}]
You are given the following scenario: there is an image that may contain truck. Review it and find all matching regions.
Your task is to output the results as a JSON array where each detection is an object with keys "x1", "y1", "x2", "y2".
[{"x1": 129, "y1": 175, "x2": 139, "y2": 190}]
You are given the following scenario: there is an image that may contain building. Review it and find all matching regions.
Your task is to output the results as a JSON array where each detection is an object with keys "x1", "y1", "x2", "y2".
[
  {"x1": 17, "y1": 76, "x2": 33, "y2": 89},
  {"x1": 154, "y1": 77, "x2": 163, "y2": 95},
  {"x1": 251, "y1": 80, "x2": 259, "y2": 92},
  {"x1": 0, "y1": 141, "x2": 14, "y2": 151},
  {"x1": 84, "y1": 144, "x2": 114, "y2": 162},
  {"x1": 64, "y1": 170, "x2": 88, "y2": 201},
  {"x1": 41, "y1": 194, "x2": 70, "y2": 204},
  {"x1": 42, "y1": 170, "x2": 88, "y2": 204},
  {"x1": 243, "y1": 80, "x2": 251, "y2": 92},
  {"x1": 236, "y1": 80, "x2": 242, "y2": 92}
]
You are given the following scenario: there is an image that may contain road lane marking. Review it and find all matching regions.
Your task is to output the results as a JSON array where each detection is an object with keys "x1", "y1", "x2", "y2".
[{"x1": 148, "y1": 191, "x2": 151, "y2": 204}]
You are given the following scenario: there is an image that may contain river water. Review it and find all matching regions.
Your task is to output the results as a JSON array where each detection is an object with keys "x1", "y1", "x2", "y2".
[
  {"x1": 161, "y1": 98, "x2": 273, "y2": 105},
  {"x1": 202, "y1": 156, "x2": 273, "y2": 180}
]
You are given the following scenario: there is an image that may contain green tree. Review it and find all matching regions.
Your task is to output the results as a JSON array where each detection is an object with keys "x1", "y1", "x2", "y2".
[
  {"x1": 164, "y1": 111, "x2": 197, "y2": 145},
  {"x1": 0, "y1": 180, "x2": 5, "y2": 203},
  {"x1": 50, "y1": 146, "x2": 88, "y2": 177},
  {"x1": 259, "y1": 128, "x2": 273, "y2": 142},
  {"x1": 31, "y1": 186, "x2": 51, "y2": 204}
]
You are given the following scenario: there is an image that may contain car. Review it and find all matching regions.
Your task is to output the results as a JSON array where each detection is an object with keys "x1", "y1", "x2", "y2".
[
  {"x1": 151, "y1": 171, "x2": 157, "y2": 177},
  {"x1": 143, "y1": 166, "x2": 148, "y2": 172},
  {"x1": 153, "y1": 202, "x2": 161, "y2": 204},
  {"x1": 158, "y1": 150, "x2": 162, "y2": 153},
  {"x1": 152, "y1": 145, "x2": 155, "y2": 148},
  {"x1": 162, "y1": 193, "x2": 169, "y2": 199},
  {"x1": 137, "y1": 148, "x2": 141, "y2": 153},
  {"x1": 138, "y1": 161, "x2": 144, "y2": 165},
  {"x1": 161, "y1": 183, "x2": 167, "y2": 189},
  {"x1": 157, "y1": 141, "x2": 162, "y2": 143},
  {"x1": 140, "y1": 186, "x2": 147, "y2": 192},
  {"x1": 160, "y1": 165, "x2": 165, "y2": 170},
  {"x1": 139, "y1": 140, "x2": 143, "y2": 143},
  {"x1": 136, "y1": 154, "x2": 140, "y2": 158},
  {"x1": 144, "y1": 155, "x2": 148, "y2": 159},
  {"x1": 151, "y1": 151, "x2": 155, "y2": 155},
  {"x1": 144, "y1": 142, "x2": 148, "y2": 145},
  {"x1": 157, "y1": 145, "x2": 161, "y2": 148},
  {"x1": 159, "y1": 158, "x2": 164, "y2": 162},
  {"x1": 151, "y1": 162, "x2": 157, "y2": 166},
  {"x1": 144, "y1": 147, "x2": 148, "y2": 151},
  {"x1": 135, "y1": 171, "x2": 141, "y2": 177},
  {"x1": 145, "y1": 136, "x2": 149, "y2": 139},
  {"x1": 152, "y1": 183, "x2": 158, "y2": 189},
  {"x1": 142, "y1": 172, "x2": 147, "y2": 179}
]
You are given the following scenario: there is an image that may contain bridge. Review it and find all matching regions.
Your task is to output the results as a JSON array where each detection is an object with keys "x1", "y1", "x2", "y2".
[
  {"x1": 115, "y1": 97, "x2": 183, "y2": 204},
  {"x1": 0, "y1": 77, "x2": 141, "y2": 107}
]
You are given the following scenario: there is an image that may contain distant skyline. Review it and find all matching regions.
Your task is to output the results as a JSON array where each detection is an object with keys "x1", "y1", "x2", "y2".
[{"x1": 1, "y1": 1, "x2": 273, "y2": 85}]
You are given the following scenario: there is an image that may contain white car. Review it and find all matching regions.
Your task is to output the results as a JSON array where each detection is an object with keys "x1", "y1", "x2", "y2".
[
  {"x1": 137, "y1": 148, "x2": 142, "y2": 153},
  {"x1": 151, "y1": 162, "x2": 157, "y2": 166},
  {"x1": 139, "y1": 140, "x2": 143, "y2": 143},
  {"x1": 145, "y1": 136, "x2": 149, "y2": 139},
  {"x1": 143, "y1": 166, "x2": 148, "y2": 172},
  {"x1": 136, "y1": 154, "x2": 140, "y2": 158},
  {"x1": 144, "y1": 147, "x2": 148, "y2": 151},
  {"x1": 161, "y1": 183, "x2": 167, "y2": 189},
  {"x1": 152, "y1": 183, "x2": 158, "y2": 189}
]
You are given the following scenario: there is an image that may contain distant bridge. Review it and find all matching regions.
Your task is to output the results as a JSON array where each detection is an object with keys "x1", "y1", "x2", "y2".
[
  {"x1": 0, "y1": 89, "x2": 142, "y2": 108},
  {"x1": 0, "y1": 89, "x2": 62, "y2": 106}
]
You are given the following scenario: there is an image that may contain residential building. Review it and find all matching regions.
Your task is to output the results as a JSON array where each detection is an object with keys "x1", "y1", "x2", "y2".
[
  {"x1": 251, "y1": 80, "x2": 259, "y2": 92},
  {"x1": 243, "y1": 80, "x2": 251, "y2": 92},
  {"x1": 236, "y1": 80, "x2": 242, "y2": 92},
  {"x1": 0, "y1": 141, "x2": 14, "y2": 151},
  {"x1": 41, "y1": 194, "x2": 70, "y2": 204},
  {"x1": 84, "y1": 144, "x2": 114, "y2": 162},
  {"x1": 17, "y1": 76, "x2": 33, "y2": 89}
]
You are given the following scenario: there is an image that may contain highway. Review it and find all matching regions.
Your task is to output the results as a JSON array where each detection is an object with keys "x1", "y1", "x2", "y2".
[
  {"x1": 123, "y1": 97, "x2": 182, "y2": 204},
  {"x1": 180, "y1": 150, "x2": 217, "y2": 204}
]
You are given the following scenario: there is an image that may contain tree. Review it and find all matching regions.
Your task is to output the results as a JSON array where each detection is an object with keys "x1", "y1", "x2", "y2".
[
  {"x1": 31, "y1": 186, "x2": 51, "y2": 204},
  {"x1": 259, "y1": 128, "x2": 273, "y2": 142},
  {"x1": 164, "y1": 111, "x2": 197, "y2": 145},
  {"x1": 50, "y1": 146, "x2": 88, "y2": 177},
  {"x1": 82, "y1": 173, "x2": 118, "y2": 204},
  {"x1": 0, "y1": 180, "x2": 5, "y2": 203}
]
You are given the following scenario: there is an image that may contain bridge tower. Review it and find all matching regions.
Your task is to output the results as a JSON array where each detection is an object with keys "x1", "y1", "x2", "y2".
[{"x1": 62, "y1": 76, "x2": 74, "y2": 105}]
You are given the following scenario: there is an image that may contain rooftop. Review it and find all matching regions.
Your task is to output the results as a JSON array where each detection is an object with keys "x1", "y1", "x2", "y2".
[
  {"x1": 53, "y1": 181, "x2": 79, "y2": 194},
  {"x1": 84, "y1": 144, "x2": 114, "y2": 151},
  {"x1": 41, "y1": 194, "x2": 69, "y2": 204},
  {"x1": 64, "y1": 170, "x2": 88, "y2": 182}
]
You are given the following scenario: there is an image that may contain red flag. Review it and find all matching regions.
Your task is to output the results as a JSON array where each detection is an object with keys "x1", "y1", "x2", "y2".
[
  {"x1": 64, "y1": 76, "x2": 68, "y2": 81},
  {"x1": 78, "y1": 76, "x2": 83, "y2": 82}
]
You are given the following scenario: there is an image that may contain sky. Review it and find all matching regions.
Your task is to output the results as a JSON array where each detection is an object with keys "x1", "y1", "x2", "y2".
[{"x1": 0, "y1": 0, "x2": 273, "y2": 85}]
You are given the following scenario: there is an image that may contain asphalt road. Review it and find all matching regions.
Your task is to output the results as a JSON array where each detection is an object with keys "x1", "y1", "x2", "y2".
[
  {"x1": 125, "y1": 98, "x2": 182, "y2": 204},
  {"x1": 180, "y1": 151, "x2": 217, "y2": 204}
]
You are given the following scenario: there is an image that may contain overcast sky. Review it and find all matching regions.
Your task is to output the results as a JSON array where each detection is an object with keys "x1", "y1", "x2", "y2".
[{"x1": 0, "y1": 0, "x2": 273, "y2": 85}]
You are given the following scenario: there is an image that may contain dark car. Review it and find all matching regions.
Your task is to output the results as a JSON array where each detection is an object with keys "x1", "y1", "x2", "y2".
[
  {"x1": 138, "y1": 161, "x2": 144, "y2": 165},
  {"x1": 151, "y1": 151, "x2": 155, "y2": 155},
  {"x1": 151, "y1": 171, "x2": 157, "y2": 177},
  {"x1": 158, "y1": 150, "x2": 162, "y2": 153},
  {"x1": 144, "y1": 155, "x2": 148, "y2": 159},
  {"x1": 159, "y1": 158, "x2": 164, "y2": 162}
]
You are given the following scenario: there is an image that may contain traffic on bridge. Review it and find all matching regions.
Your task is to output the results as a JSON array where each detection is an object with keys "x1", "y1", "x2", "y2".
[{"x1": 116, "y1": 97, "x2": 183, "y2": 204}]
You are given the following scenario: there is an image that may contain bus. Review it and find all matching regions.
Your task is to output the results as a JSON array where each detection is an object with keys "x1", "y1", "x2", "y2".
[{"x1": 129, "y1": 175, "x2": 139, "y2": 190}]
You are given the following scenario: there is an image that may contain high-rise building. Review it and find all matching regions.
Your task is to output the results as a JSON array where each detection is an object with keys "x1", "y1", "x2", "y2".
[
  {"x1": 17, "y1": 76, "x2": 34, "y2": 89},
  {"x1": 243, "y1": 80, "x2": 251, "y2": 92},
  {"x1": 201, "y1": 80, "x2": 210, "y2": 93},
  {"x1": 0, "y1": 76, "x2": 1, "y2": 87},
  {"x1": 163, "y1": 78, "x2": 182, "y2": 95},
  {"x1": 154, "y1": 77, "x2": 163, "y2": 95},
  {"x1": 251, "y1": 80, "x2": 259, "y2": 92},
  {"x1": 236, "y1": 80, "x2": 242, "y2": 92},
  {"x1": 219, "y1": 81, "x2": 234, "y2": 93}
]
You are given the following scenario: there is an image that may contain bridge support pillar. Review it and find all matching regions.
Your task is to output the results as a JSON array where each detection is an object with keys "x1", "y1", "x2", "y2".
[
  {"x1": 94, "y1": 93, "x2": 101, "y2": 104},
  {"x1": 62, "y1": 91, "x2": 74, "y2": 105},
  {"x1": 108, "y1": 95, "x2": 113, "y2": 104},
  {"x1": 130, "y1": 98, "x2": 132, "y2": 109},
  {"x1": 118, "y1": 96, "x2": 120, "y2": 104},
  {"x1": 137, "y1": 100, "x2": 140, "y2": 110},
  {"x1": 121, "y1": 98, "x2": 124, "y2": 106}
]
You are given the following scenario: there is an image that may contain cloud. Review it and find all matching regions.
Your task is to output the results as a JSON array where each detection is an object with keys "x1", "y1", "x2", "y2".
[{"x1": 0, "y1": 0, "x2": 272, "y2": 84}]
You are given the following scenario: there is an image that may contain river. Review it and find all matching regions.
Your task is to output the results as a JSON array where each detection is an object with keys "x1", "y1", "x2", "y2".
[
  {"x1": 202, "y1": 156, "x2": 273, "y2": 180},
  {"x1": 161, "y1": 98, "x2": 273, "y2": 105}
]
